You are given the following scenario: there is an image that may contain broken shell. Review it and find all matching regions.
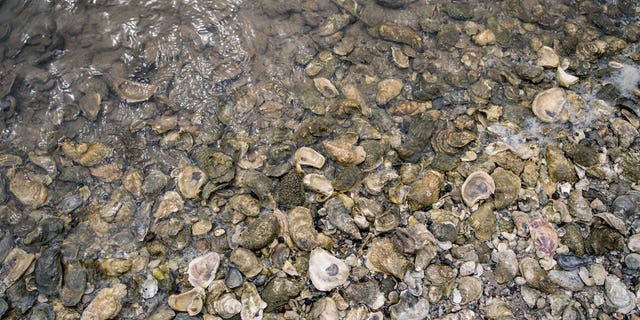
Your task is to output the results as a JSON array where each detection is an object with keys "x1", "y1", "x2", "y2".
[
  {"x1": 303, "y1": 173, "x2": 334, "y2": 198},
  {"x1": 529, "y1": 218, "x2": 558, "y2": 258},
  {"x1": 531, "y1": 87, "x2": 567, "y2": 123},
  {"x1": 111, "y1": 78, "x2": 156, "y2": 103},
  {"x1": 140, "y1": 275, "x2": 158, "y2": 299},
  {"x1": 323, "y1": 140, "x2": 366, "y2": 165},
  {"x1": 213, "y1": 293, "x2": 242, "y2": 319},
  {"x1": 557, "y1": 67, "x2": 579, "y2": 88},
  {"x1": 230, "y1": 248, "x2": 262, "y2": 278},
  {"x1": 391, "y1": 47, "x2": 409, "y2": 69},
  {"x1": 188, "y1": 252, "x2": 220, "y2": 289},
  {"x1": 236, "y1": 214, "x2": 280, "y2": 250},
  {"x1": 314, "y1": 77, "x2": 339, "y2": 98},
  {"x1": 537, "y1": 46, "x2": 560, "y2": 68},
  {"x1": 174, "y1": 165, "x2": 206, "y2": 199},
  {"x1": 460, "y1": 171, "x2": 495, "y2": 207},
  {"x1": 309, "y1": 248, "x2": 350, "y2": 291},
  {"x1": 168, "y1": 287, "x2": 205, "y2": 316},
  {"x1": 309, "y1": 296, "x2": 340, "y2": 320},
  {"x1": 364, "y1": 167, "x2": 399, "y2": 195},
  {"x1": 294, "y1": 147, "x2": 326, "y2": 172},
  {"x1": 376, "y1": 78, "x2": 403, "y2": 105}
]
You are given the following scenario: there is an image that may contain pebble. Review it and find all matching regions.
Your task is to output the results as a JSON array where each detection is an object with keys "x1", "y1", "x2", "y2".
[
  {"x1": 624, "y1": 253, "x2": 640, "y2": 270},
  {"x1": 604, "y1": 274, "x2": 636, "y2": 314},
  {"x1": 547, "y1": 270, "x2": 584, "y2": 291}
]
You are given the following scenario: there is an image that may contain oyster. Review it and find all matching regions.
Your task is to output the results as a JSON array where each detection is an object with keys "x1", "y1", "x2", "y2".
[
  {"x1": 366, "y1": 238, "x2": 410, "y2": 280},
  {"x1": 406, "y1": 170, "x2": 444, "y2": 210},
  {"x1": 376, "y1": 24, "x2": 423, "y2": 50},
  {"x1": 111, "y1": 77, "x2": 156, "y2": 103},
  {"x1": 537, "y1": 46, "x2": 560, "y2": 68},
  {"x1": 81, "y1": 283, "x2": 128, "y2": 320},
  {"x1": 188, "y1": 252, "x2": 220, "y2": 289},
  {"x1": 174, "y1": 165, "x2": 206, "y2": 199},
  {"x1": 168, "y1": 287, "x2": 205, "y2": 316},
  {"x1": 303, "y1": 173, "x2": 334, "y2": 199},
  {"x1": 288, "y1": 206, "x2": 325, "y2": 251},
  {"x1": 213, "y1": 293, "x2": 242, "y2": 319},
  {"x1": 455, "y1": 276, "x2": 483, "y2": 304},
  {"x1": 529, "y1": 218, "x2": 558, "y2": 257},
  {"x1": 323, "y1": 139, "x2": 366, "y2": 166},
  {"x1": 460, "y1": 171, "x2": 495, "y2": 207},
  {"x1": 308, "y1": 248, "x2": 350, "y2": 291},
  {"x1": 314, "y1": 77, "x2": 339, "y2": 98},
  {"x1": 153, "y1": 191, "x2": 183, "y2": 220},
  {"x1": 557, "y1": 67, "x2": 579, "y2": 87},
  {"x1": 0, "y1": 248, "x2": 35, "y2": 295},
  {"x1": 230, "y1": 248, "x2": 262, "y2": 278},
  {"x1": 8, "y1": 169, "x2": 48, "y2": 208},
  {"x1": 294, "y1": 147, "x2": 326, "y2": 172},
  {"x1": 432, "y1": 129, "x2": 476, "y2": 155},
  {"x1": 241, "y1": 282, "x2": 267, "y2": 320},
  {"x1": 376, "y1": 78, "x2": 403, "y2": 105},
  {"x1": 531, "y1": 87, "x2": 568, "y2": 123}
]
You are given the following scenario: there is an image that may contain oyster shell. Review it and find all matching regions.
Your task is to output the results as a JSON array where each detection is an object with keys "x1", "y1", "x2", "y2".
[
  {"x1": 406, "y1": 170, "x2": 443, "y2": 210},
  {"x1": 230, "y1": 248, "x2": 262, "y2": 278},
  {"x1": 288, "y1": 206, "x2": 324, "y2": 251},
  {"x1": 294, "y1": 147, "x2": 326, "y2": 172},
  {"x1": 460, "y1": 171, "x2": 495, "y2": 207},
  {"x1": 308, "y1": 248, "x2": 350, "y2": 291},
  {"x1": 531, "y1": 87, "x2": 568, "y2": 123},
  {"x1": 213, "y1": 293, "x2": 242, "y2": 319},
  {"x1": 0, "y1": 248, "x2": 35, "y2": 295},
  {"x1": 314, "y1": 77, "x2": 339, "y2": 98},
  {"x1": 432, "y1": 129, "x2": 476, "y2": 155},
  {"x1": 81, "y1": 283, "x2": 128, "y2": 319},
  {"x1": 188, "y1": 252, "x2": 220, "y2": 289},
  {"x1": 376, "y1": 78, "x2": 403, "y2": 105},
  {"x1": 529, "y1": 218, "x2": 558, "y2": 258},
  {"x1": 153, "y1": 191, "x2": 183, "y2": 220},
  {"x1": 537, "y1": 46, "x2": 560, "y2": 68},
  {"x1": 303, "y1": 173, "x2": 334, "y2": 199},
  {"x1": 557, "y1": 67, "x2": 579, "y2": 87},
  {"x1": 174, "y1": 165, "x2": 206, "y2": 199},
  {"x1": 455, "y1": 276, "x2": 483, "y2": 304},
  {"x1": 323, "y1": 139, "x2": 366, "y2": 166},
  {"x1": 168, "y1": 287, "x2": 205, "y2": 316},
  {"x1": 111, "y1": 78, "x2": 156, "y2": 103},
  {"x1": 366, "y1": 238, "x2": 410, "y2": 280},
  {"x1": 241, "y1": 282, "x2": 267, "y2": 320}
]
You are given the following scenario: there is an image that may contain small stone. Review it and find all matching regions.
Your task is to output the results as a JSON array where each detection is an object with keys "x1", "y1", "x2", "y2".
[
  {"x1": 624, "y1": 253, "x2": 640, "y2": 270},
  {"x1": 548, "y1": 270, "x2": 584, "y2": 291},
  {"x1": 628, "y1": 233, "x2": 640, "y2": 252}
]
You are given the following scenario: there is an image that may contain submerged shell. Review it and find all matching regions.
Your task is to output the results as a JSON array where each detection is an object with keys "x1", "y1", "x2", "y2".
[
  {"x1": 532, "y1": 87, "x2": 567, "y2": 123},
  {"x1": 294, "y1": 147, "x2": 326, "y2": 172},
  {"x1": 188, "y1": 252, "x2": 220, "y2": 289},
  {"x1": 81, "y1": 283, "x2": 128, "y2": 320},
  {"x1": 168, "y1": 287, "x2": 205, "y2": 316},
  {"x1": 213, "y1": 293, "x2": 242, "y2": 319},
  {"x1": 460, "y1": 171, "x2": 495, "y2": 207},
  {"x1": 456, "y1": 276, "x2": 483, "y2": 304},
  {"x1": 0, "y1": 248, "x2": 35, "y2": 294},
  {"x1": 529, "y1": 218, "x2": 558, "y2": 257},
  {"x1": 376, "y1": 78, "x2": 404, "y2": 105},
  {"x1": 175, "y1": 165, "x2": 206, "y2": 199},
  {"x1": 323, "y1": 140, "x2": 366, "y2": 165},
  {"x1": 309, "y1": 248, "x2": 350, "y2": 291},
  {"x1": 314, "y1": 77, "x2": 340, "y2": 98},
  {"x1": 557, "y1": 67, "x2": 579, "y2": 87},
  {"x1": 112, "y1": 78, "x2": 156, "y2": 103}
]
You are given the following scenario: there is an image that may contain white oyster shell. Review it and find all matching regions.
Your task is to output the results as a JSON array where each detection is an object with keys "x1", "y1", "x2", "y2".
[
  {"x1": 188, "y1": 252, "x2": 221, "y2": 289},
  {"x1": 461, "y1": 171, "x2": 495, "y2": 207},
  {"x1": 309, "y1": 248, "x2": 350, "y2": 291}
]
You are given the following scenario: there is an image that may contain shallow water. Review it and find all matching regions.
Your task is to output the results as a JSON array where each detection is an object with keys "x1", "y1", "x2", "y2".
[{"x1": 1, "y1": 0, "x2": 640, "y2": 319}]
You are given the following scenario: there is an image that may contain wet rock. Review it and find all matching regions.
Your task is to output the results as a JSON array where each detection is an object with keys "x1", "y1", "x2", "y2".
[
  {"x1": 548, "y1": 270, "x2": 584, "y2": 291},
  {"x1": 557, "y1": 254, "x2": 591, "y2": 271},
  {"x1": 261, "y1": 278, "x2": 301, "y2": 311},
  {"x1": 325, "y1": 196, "x2": 361, "y2": 240},
  {"x1": 494, "y1": 248, "x2": 518, "y2": 284},
  {"x1": 468, "y1": 204, "x2": 496, "y2": 241},
  {"x1": 0, "y1": 248, "x2": 35, "y2": 295},
  {"x1": 167, "y1": 287, "x2": 204, "y2": 316},
  {"x1": 309, "y1": 248, "x2": 349, "y2": 291},
  {"x1": 193, "y1": 148, "x2": 235, "y2": 185},
  {"x1": 81, "y1": 283, "x2": 127, "y2": 320},
  {"x1": 604, "y1": 275, "x2": 636, "y2": 314},
  {"x1": 366, "y1": 238, "x2": 410, "y2": 280},
  {"x1": 407, "y1": 170, "x2": 443, "y2": 210},
  {"x1": 236, "y1": 214, "x2": 279, "y2": 250},
  {"x1": 188, "y1": 252, "x2": 220, "y2": 289},
  {"x1": 461, "y1": 171, "x2": 495, "y2": 207},
  {"x1": 491, "y1": 167, "x2": 520, "y2": 209},
  {"x1": 230, "y1": 248, "x2": 262, "y2": 278},
  {"x1": 276, "y1": 171, "x2": 305, "y2": 207},
  {"x1": 546, "y1": 145, "x2": 577, "y2": 183},
  {"x1": 35, "y1": 246, "x2": 61, "y2": 296},
  {"x1": 61, "y1": 261, "x2": 86, "y2": 306}
]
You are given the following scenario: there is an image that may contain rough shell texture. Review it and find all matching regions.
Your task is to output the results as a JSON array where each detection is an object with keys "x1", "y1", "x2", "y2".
[
  {"x1": 236, "y1": 214, "x2": 280, "y2": 250},
  {"x1": 81, "y1": 283, "x2": 128, "y2": 320},
  {"x1": 188, "y1": 252, "x2": 220, "y2": 289},
  {"x1": 241, "y1": 282, "x2": 267, "y2": 320},
  {"x1": 230, "y1": 248, "x2": 262, "y2": 278},
  {"x1": 0, "y1": 248, "x2": 35, "y2": 294},
  {"x1": 175, "y1": 165, "x2": 206, "y2": 199},
  {"x1": 407, "y1": 170, "x2": 443, "y2": 210},
  {"x1": 309, "y1": 248, "x2": 350, "y2": 291},
  {"x1": 288, "y1": 206, "x2": 321, "y2": 251},
  {"x1": 323, "y1": 140, "x2": 366, "y2": 165},
  {"x1": 366, "y1": 238, "x2": 410, "y2": 280},
  {"x1": 294, "y1": 147, "x2": 326, "y2": 172},
  {"x1": 213, "y1": 293, "x2": 242, "y2": 319},
  {"x1": 461, "y1": 171, "x2": 495, "y2": 207}
]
